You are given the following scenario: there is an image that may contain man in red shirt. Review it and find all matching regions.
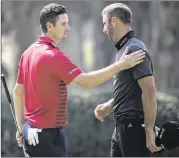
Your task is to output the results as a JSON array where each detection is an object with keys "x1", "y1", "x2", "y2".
[{"x1": 13, "y1": 3, "x2": 145, "y2": 157}]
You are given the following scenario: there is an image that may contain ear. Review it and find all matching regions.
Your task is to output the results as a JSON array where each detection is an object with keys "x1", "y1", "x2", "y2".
[
  {"x1": 111, "y1": 16, "x2": 117, "y2": 27},
  {"x1": 111, "y1": 17, "x2": 116, "y2": 22},
  {"x1": 46, "y1": 22, "x2": 53, "y2": 32}
]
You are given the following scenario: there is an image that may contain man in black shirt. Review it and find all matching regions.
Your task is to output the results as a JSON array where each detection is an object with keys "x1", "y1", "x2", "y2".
[{"x1": 94, "y1": 3, "x2": 162, "y2": 157}]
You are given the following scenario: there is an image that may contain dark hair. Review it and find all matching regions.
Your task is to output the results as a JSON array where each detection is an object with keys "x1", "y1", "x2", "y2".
[
  {"x1": 102, "y1": 3, "x2": 132, "y2": 25},
  {"x1": 40, "y1": 3, "x2": 67, "y2": 33}
]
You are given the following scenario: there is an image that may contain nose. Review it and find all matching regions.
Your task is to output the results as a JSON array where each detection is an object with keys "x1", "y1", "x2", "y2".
[
  {"x1": 103, "y1": 28, "x2": 106, "y2": 34},
  {"x1": 68, "y1": 24, "x2": 71, "y2": 31}
]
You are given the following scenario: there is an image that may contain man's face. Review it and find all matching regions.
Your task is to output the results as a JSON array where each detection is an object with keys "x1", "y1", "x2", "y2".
[
  {"x1": 102, "y1": 14, "x2": 116, "y2": 41},
  {"x1": 49, "y1": 13, "x2": 70, "y2": 41}
]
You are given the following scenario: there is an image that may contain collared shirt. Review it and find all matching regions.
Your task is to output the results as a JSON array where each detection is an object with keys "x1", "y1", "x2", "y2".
[
  {"x1": 112, "y1": 30, "x2": 153, "y2": 120},
  {"x1": 17, "y1": 36, "x2": 83, "y2": 128}
]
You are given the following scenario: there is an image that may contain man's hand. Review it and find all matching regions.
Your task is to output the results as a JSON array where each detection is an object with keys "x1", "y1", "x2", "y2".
[
  {"x1": 27, "y1": 128, "x2": 42, "y2": 146},
  {"x1": 145, "y1": 128, "x2": 162, "y2": 153},
  {"x1": 94, "y1": 103, "x2": 112, "y2": 122},
  {"x1": 16, "y1": 130, "x2": 23, "y2": 147},
  {"x1": 117, "y1": 47, "x2": 145, "y2": 70}
]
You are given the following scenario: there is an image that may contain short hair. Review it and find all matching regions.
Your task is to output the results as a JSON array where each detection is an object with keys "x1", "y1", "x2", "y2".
[
  {"x1": 101, "y1": 3, "x2": 132, "y2": 25},
  {"x1": 40, "y1": 3, "x2": 67, "y2": 33}
]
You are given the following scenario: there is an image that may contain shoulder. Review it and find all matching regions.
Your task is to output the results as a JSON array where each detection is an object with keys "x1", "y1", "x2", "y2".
[
  {"x1": 36, "y1": 42, "x2": 68, "y2": 60},
  {"x1": 127, "y1": 38, "x2": 147, "y2": 53},
  {"x1": 48, "y1": 48, "x2": 72, "y2": 65},
  {"x1": 40, "y1": 43, "x2": 62, "y2": 57},
  {"x1": 19, "y1": 44, "x2": 35, "y2": 62},
  {"x1": 126, "y1": 38, "x2": 152, "y2": 59},
  {"x1": 125, "y1": 38, "x2": 153, "y2": 63},
  {"x1": 50, "y1": 49, "x2": 69, "y2": 60}
]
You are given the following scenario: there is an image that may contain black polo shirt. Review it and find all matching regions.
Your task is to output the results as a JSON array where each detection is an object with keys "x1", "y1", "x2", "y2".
[{"x1": 112, "y1": 30, "x2": 153, "y2": 120}]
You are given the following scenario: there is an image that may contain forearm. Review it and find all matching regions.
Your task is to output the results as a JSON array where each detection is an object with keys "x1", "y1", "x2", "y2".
[
  {"x1": 81, "y1": 63, "x2": 121, "y2": 88},
  {"x1": 105, "y1": 98, "x2": 114, "y2": 108},
  {"x1": 74, "y1": 50, "x2": 146, "y2": 88},
  {"x1": 13, "y1": 93, "x2": 24, "y2": 132},
  {"x1": 102, "y1": 98, "x2": 114, "y2": 114},
  {"x1": 142, "y1": 91, "x2": 157, "y2": 130}
]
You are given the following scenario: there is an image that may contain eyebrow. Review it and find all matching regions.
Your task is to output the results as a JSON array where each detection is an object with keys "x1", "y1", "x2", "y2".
[{"x1": 61, "y1": 20, "x2": 69, "y2": 23}]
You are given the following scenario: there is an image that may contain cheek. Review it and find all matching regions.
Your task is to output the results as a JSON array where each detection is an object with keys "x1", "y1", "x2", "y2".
[
  {"x1": 60, "y1": 26, "x2": 66, "y2": 33},
  {"x1": 107, "y1": 25, "x2": 113, "y2": 34},
  {"x1": 55, "y1": 26, "x2": 63, "y2": 35}
]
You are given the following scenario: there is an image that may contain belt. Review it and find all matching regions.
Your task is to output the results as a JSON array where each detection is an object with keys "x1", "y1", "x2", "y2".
[
  {"x1": 115, "y1": 115, "x2": 144, "y2": 125},
  {"x1": 24, "y1": 120, "x2": 63, "y2": 130}
]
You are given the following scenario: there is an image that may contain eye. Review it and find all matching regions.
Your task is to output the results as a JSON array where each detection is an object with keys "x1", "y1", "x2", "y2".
[
  {"x1": 62, "y1": 22, "x2": 66, "y2": 26},
  {"x1": 62, "y1": 22, "x2": 69, "y2": 26}
]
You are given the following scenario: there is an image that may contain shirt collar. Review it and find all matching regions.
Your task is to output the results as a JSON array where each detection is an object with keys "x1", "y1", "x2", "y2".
[
  {"x1": 37, "y1": 36, "x2": 56, "y2": 48},
  {"x1": 115, "y1": 30, "x2": 135, "y2": 51}
]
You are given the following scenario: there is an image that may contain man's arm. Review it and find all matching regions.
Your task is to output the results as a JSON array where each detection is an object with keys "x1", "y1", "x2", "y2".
[
  {"x1": 73, "y1": 65, "x2": 121, "y2": 88},
  {"x1": 101, "y1": 98, "x2": 114, "y2": 114},
  {"x1": 138, "y1": 76, "x2": 162, "y2": 152},
  {"x1": 137, "y1": 76, "x2": 157, "y2": 130},
  {"x1": 73, "y1": 49, "x2": 145, "y2": 88},
  {"x1": 125, "y1": 45, "x2": 161, "y2": 152},
  {"x1": 13, "y1": 83, "x2": 25, "y2": 133}
]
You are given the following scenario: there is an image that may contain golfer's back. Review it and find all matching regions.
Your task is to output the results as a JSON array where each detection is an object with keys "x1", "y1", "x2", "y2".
[{"x1": 18, "y1": 37, "x2": 69, "y2": 128}]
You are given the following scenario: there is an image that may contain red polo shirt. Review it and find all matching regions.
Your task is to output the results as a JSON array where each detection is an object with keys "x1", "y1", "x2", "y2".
[{"x1": 16, "y1": 36, "x2": 83, "y2": 128}]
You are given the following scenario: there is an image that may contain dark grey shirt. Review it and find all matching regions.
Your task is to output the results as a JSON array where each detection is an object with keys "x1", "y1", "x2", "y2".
[{"x1": 113, "y1": 31, "x2": 153, "y2": 120}]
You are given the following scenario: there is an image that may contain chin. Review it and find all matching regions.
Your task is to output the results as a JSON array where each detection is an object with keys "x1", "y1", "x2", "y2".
[
  {"x1": 108, "y1": 36, "x2": 112, "y2": 41},
  {"x1": 62, "y1": 36, "x2": 68, "y2": 40},
  {"x1": 109, "y1": 35, "x2": 116, "y2": 42}
]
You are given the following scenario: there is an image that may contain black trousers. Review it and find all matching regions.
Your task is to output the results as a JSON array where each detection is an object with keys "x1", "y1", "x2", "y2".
[
  {"x1": 110, "y1": 118, "x2": 151, "y2": 157},
  {"x1": 22, "y1": 121, "x2": 67, "y2": 157},
  {"x1": 151, "y1": 147, "x2": 179, "y2": 157}
]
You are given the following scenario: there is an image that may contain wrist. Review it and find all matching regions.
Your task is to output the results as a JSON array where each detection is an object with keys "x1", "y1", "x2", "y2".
[
  {"x1": 104, "y1": 102, "x2": 112, "y2": 107},
  {"x1": 145, "y1": 127, "x2": 154, "y2": 133},
  {"x1": 18, "y1": 125, "x2": 23, "y2": 133},
  {"x1": 103, "y1": 103, "x2": 113, "y2": 112},
  {"x1": 113, "y1": 62, "x2": 122, "y2": 73}
]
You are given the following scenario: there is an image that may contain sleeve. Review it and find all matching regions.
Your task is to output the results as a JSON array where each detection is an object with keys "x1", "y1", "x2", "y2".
[
  {"x1": 16, "y1": 56, "x2": 23, "y2": 84},
  {"x1": 50, "y1": 52, "x2": 83, "y2": 84},
  {"x1": 128, "y1": 46, "x2": 153, "y2": 80}
]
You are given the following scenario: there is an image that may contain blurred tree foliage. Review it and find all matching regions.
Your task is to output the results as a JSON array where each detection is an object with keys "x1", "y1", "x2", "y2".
[{"x1": 2, "y1": 1, "x2": 179, "y2": 91}]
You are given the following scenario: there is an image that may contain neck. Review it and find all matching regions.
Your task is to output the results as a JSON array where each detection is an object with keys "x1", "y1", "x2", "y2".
[
  {"x1": 42, "y1": 33, "x2": 59, "y2": 46},
  {"x1": 115, "y1": 26, "x2": 131, "y2": 42}
]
